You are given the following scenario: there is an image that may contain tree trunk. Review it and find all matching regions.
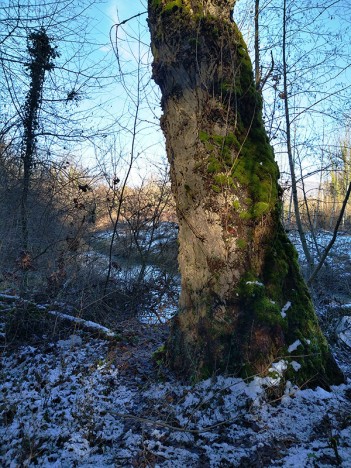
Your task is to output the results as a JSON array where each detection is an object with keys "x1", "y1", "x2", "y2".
[
  {"x1": 21, "y1": 28, "x2": 57, "y2": 251},
  {"x1": 254, "y1": 0, "x2": 260, "y2": 88},
  {"x1": 281, "y1": 0, "x2": 314, "y2": 276},
  {"x1": 148, "y1": 0, "x2": 344, "y2": 387}
]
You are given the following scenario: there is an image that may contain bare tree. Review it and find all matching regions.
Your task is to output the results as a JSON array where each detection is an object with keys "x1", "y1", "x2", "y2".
[{"x1": 0, "y1": 0, "x2": 124, "y2": 297}]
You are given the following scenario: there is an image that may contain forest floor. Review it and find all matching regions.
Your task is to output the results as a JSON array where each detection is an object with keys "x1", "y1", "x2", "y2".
[{"x1": 0, "y1": 229, "x2": 351, "y2": 467}]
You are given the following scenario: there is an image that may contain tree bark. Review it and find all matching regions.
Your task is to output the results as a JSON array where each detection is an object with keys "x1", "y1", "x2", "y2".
[
  {"x1": 254, "y1": 0, "x2": 260, "y2": 88},
  {"x1": 148, "y1": 0, "x2": 344, "y2": 387}
]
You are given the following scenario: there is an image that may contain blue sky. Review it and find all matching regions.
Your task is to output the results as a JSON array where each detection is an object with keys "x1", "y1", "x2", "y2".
[
  {"x1": 61, "y1": 0, "x2": 166, "y2": 184},
  {"x1": 2, "y1": 0, "x2": 349, "y2": 187}
]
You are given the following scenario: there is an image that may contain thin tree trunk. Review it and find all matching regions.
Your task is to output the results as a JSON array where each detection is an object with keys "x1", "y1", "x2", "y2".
[
  {"x1": 314, "y1": 151, "x2": 324, "y2": 231},
  {"x1": 254, "y1": 0, "x2": 260, "y2": 88},
  {"x1": 297, "y1": 151, "x2": 321, "y2": 260},
  {"x1": 287, "y1": 188, "x2": 293, "y2": 229},
  {"x1": 329, "y1": 196, "x2": 336, "y2": 230},
  {"x1": 148, "y1": 0, "x2": 344, "y2": 387},
  {"x1": 281, "y1": 0, "x2": 314, "y2": 275}
]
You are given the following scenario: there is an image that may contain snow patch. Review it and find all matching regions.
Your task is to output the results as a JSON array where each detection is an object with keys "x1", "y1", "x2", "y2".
[
  {"x1": 290, "y1": 361, "x2": 301, "y2": 371},
  {"x1": 288, "y1": 339, "x2": 302, "y2": 353},
  {"x1": 245, "y1": 281, "x2": 264, "y2": 287},
  {"x1": 57, "y1": 334, "x2": 83, "y2": 349},
  {"x1": 49, "y1": 311, "x2": 115, "y2": 337},
  {"x1": 245, "y1": 361, "x2": 288, "y2": 405},
  {"x1": 281, "y1": 301, "x2": 291, "y2": 318},
  {"x1": 270, "y1": 359, "x2": 288, "y2": 375},
  {"x1": 336, "y1": 316, "x2": 351, "y2": 349}
]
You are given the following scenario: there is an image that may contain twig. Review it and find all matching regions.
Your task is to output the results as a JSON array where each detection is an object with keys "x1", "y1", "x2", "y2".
[
  {"x1": 111, "y1": 410, "x2": 238, "y2": 434},
  {"x1": 307, "y1": 182, "x2": 351, "y2": 286},
  {"x1": 109, "y1": 11, "x2": 147, "y2": 83}
]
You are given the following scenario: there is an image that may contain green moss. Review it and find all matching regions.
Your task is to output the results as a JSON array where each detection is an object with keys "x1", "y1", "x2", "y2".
[
  {"x1": 153, "y1": 344, "x2": 167, "y2": 366},
  {"x1": 219, "y1": 80, "x2": 244, "y2": 97},
  {"x1": 239, "y1": 211, "x2": 252, "y2": 220},
  {"x1": 232, "y1": 200, "x2": 240, "y2": 210},
  {"x1": 207, "y1": 156, "x2": 223, "y2": 174},
  {"x1": 213, "y1": 173, "x2": 234, "y2": 187},
  {"x1": 212, "y1": 133, "x2": 240, "y2": 163},
  {"x1": 225, "y1": 133, "x2": 241, "y2": 149},
  {"x1": 230, "y1": 135, "x2": 279, "y2": 209},
  {"x1": 163, "y1": 0, "x2": 183, "y2": 11},
  {"x1": 152, "y1": 0, "x2": 193, "y2": 15},
  {"x1": 235, "y1": 195, "x2": 271, "y2": 221},
  {"x1": 211, "y1": 184, "x2": 221, "y2": 193},
  {"x1": 255, "y1": 297, "x2": 284, "y2": 327},
  {"x1": 237, "y1": 276, "x2": 284, "y2": 328},
  {"x1": 253, "y1": 201, "x2": 270, "y2": 218},
  {"x1": 202, "y1": 131, "x2": 241, "y2": 177},
  {"x1": 239, "y1": 277, "x2": 264, "y2": 297},
  {"x1": 199, "y1": 130, "x2": 210, "y2": 142},
  {"x1": 236, "y1": 238, "x2": 247, "y2": 249},
  {"x1": 263, "y1": 227, "x2": 299, "y2": 303},
  {"x1": 267, "y1": 369, "x2": 280, "y2": 380},
  {"x1": 257, "y1": 223, "x2": 346, "y2": 386}
]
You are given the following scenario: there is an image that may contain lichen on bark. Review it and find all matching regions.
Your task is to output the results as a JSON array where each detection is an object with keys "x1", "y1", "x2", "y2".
[{"x1": 148, "y1": 0, "x2": 344, "y2": 387}]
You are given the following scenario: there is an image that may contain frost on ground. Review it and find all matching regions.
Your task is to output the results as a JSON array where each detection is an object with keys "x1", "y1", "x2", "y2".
[
  {"x1": 1, "y1": 321, "x2": 351, "y2": 467},
  {"x1": 1, "y1": 230, "x2": 350, "y2": 467}
]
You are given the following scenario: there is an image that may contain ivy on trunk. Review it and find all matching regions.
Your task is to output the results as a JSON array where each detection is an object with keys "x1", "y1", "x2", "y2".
[{"x1": 21, "y1": 28, "x2": 57, "y2": 251}]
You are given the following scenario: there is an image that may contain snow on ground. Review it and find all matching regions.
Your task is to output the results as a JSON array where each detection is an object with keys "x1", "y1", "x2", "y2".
[
  {"x1": 290, "y1": 230, "x2": 351, "y2": 290},
  {"x1": 1, "y1": 229, "x2": 350, "y2": 466},
  {"x1": 94, "y1": 222, "x2": 178, "y2": 255},
  {"x1": 1, "y1": 326, "x2": 351, "y2": 467}
]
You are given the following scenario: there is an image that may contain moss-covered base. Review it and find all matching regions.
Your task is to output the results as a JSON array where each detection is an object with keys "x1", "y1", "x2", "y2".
[{"x1": 165, "y1": 218, "x2": 344, "y2": 388}]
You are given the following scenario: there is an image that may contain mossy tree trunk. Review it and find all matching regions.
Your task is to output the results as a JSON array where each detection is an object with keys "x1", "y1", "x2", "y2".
[{"x1": 148, "y1": 0, "x2": 344, "y2": 387}]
